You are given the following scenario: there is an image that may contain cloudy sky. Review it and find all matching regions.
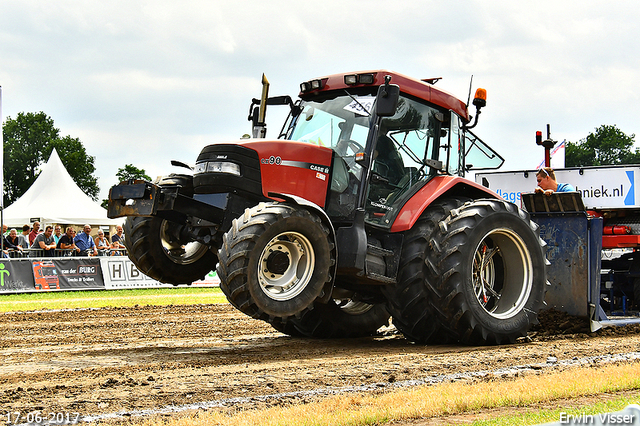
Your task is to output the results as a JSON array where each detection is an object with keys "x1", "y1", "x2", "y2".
[{"x1": 2, "y1": 0, "x2": 640, "y2": 201}]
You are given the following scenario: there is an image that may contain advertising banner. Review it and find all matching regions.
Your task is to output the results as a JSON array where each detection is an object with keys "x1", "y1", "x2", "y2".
[
  {"x1": 476, "y1": 165, "x2": 640, "y2": 210},
  {"x1": 0, "y1": 256, "x2": 218, "y2": 294},
  {"x1": 0, "y1": 259, "x2": 36, "y2": 293},
  {"x1": 51, "y1": 258, "x2": 105, "y2": 290},
  {"x1": 100, "y1": 257, "x2": 165, "y2": 289},
  {"x1": 31, "y1": 258, "x2": 105, "y2": 291}
]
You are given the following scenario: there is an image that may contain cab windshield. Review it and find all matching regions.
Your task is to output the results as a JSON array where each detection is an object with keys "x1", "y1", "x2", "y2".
[
  {"x1": 285, "y1": 93, "x2": 374, "y2": 150},
  {"x1": 284, "y1": 91, "x2": 448, "y2": 227}
]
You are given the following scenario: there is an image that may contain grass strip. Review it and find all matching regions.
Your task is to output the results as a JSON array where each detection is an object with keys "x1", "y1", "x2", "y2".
[
  {"x1": 473, "y1": 394, "x2": 640, "y2": 425},
  {"x1": 0, "y1": 287, "x2": 227, "y2": 312},
  {"x1": 126, "y1": 362, "x2": 640, "y2": 426}
]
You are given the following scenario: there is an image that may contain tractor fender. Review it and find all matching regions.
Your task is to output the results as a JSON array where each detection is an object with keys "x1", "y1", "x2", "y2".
[
  {"x1": 390, "y1": 176, "x2": 501, "y2": 232},
  {"x1": 267, "y1": 192, "x2": 337, "y2": 301}
]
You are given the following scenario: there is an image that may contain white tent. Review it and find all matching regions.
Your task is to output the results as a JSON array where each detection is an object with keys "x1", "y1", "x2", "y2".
[{"x1": 2, "y1": 149, "x2": 120, "y2": 228}]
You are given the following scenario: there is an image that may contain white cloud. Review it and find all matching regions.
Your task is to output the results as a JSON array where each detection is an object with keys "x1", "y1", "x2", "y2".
[{"x1": 2, "y1": 0, "x2": 640, "y2": 200}]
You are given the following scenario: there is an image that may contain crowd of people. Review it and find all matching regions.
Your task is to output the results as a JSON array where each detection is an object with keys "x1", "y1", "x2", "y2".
[{"x1": 1, "y1": 222, "x2": 126, "y2": 258}]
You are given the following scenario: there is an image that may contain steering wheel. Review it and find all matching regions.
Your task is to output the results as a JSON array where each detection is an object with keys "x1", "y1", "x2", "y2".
[
  {"x1": 335, "y1": 139, "x2": 363, "y2": 156},
  {"x1": 334, "y1": 139, "x2": 364, "y2": 173}
]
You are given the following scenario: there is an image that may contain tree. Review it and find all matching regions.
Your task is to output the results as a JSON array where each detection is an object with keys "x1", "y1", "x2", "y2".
[
  {"x1": 3, "y1": 112, "x2": 59, "y2": 205},
  {"x1": 566, "y1": 125, "x2": 640, "y2": 167},
  {"x1": 2, "y1": 112, "x2": 100, "y2": 205},
  {"x1": 116, "y1": 164, "x2": 151, "y2": 182},
  {"x1": 101, "y1": 164, "x2": 152, "y2": 208}
]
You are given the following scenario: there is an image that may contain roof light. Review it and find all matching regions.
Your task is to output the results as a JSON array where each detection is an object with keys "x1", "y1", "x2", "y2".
[
  {"x1": 300, "y1": 79, "x2": 324, "y2": 92},
  {"x1": 344, "y1": 73, "x2": 375, "y2": 85},
  {"x1": 358, "y1": 73, "x2": 375, "y2": 84},
  {"x1": 344, "y1": 75, "x2": 358, "y2": 85},
  {"x1": 473, "y1": 88, "x2": 487, "y2": 108}
]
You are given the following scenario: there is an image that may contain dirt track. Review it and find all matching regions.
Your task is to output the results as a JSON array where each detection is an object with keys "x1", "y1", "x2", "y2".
[{"x1": 1, "y1": 304, "x2": 639, "y2": 424}]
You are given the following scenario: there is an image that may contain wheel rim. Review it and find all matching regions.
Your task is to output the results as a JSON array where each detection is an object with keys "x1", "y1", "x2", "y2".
[
  {"x1": 159, "y1": 220, "x2": 210, "y2": 265},
  {"x1": 333, "y1": 299, "x2": 374, "y2": 315},
  {"x1": 472, "y1": 228, "x2": 533, "y2": 319},
  {"x1": 258, "y1": 231, "x2": 316, "y2": 301}
]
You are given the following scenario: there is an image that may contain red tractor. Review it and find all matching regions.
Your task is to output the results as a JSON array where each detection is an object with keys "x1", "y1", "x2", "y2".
[{"x1": 108, "y1": 71, "x2": 547, "y2": 344}]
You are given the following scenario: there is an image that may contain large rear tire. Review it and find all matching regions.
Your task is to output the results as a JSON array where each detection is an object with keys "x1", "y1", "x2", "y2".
[
  {"x1": 426, "y1": 199, "x2": 547, "y2": 344},
  {"x1": 124, "y1": 216, "x2": 217, "y2": 284},
  {"x1": 217, "y1": 202, "x2": 335, "y2": 319},
  {"x1": 382, "y1": 198, "x2": 467, "y2": 343}
]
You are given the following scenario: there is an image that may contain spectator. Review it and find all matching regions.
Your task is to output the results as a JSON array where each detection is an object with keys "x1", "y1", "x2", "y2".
[
  {"x1": 18, "y1": 225, "x2": 30, "y2": 249},
  {"x1": 75, "y1": 224, "x2": 97, "y2": 256},
  {"x1": 58, "y1": 227, "x2": 80, "y2": 256},
  {"x1": 6, "y1": 228, "x2": 22, "y2": 247},
  {"x1": 94, "y1": 229, "x2": 110, "y2": 255},
  {"x1": 29, "y1": 221, "x2": 41, "y2": 245},
  {"x1": 535, "y1": 167, "x2": 575, "y2": 196},
  {"x1": 53, "y1": 226, "x2": 63, "y2": 245},
  {"x1": 4, "y1": 229, "x2": 24, "y2": 255},
  {"x1": 31, "y1": 225, "x2": 56, "y2": 257},
  {"x1": 111, "y1": 225, "x2": 125, "y2": 249},
  {"x1": 1, "y1": 225, "x2": 8, "y2": 253}
]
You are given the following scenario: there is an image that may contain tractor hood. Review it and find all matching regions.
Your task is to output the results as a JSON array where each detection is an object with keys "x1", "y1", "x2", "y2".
[{"x1": 194, "y1": 139, "x2": 334, "y2": 208}]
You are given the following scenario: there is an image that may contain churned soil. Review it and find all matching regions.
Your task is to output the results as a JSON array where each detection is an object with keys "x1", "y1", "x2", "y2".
[{"x1": 0, "y1": 304, "x2": 639, "y2": 423}]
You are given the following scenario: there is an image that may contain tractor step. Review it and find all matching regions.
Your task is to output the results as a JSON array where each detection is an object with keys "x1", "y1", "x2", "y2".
[
  {"x1": 365, "y1": 272, "x2": 396, "y2": 284},
  {"x1": 366, "y1": 244, "x2": 394, "y2": 257},
  {"x1": 365, "y1": 243, "x2": 396, "y2": 284}
]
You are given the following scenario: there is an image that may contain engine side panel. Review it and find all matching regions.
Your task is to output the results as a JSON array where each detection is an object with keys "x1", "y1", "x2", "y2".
[{"x1": 252, "y1": 140, "x2": 334, "y2": 207}]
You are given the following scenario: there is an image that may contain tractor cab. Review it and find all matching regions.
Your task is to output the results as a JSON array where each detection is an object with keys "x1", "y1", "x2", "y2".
[{"x1": 280, "y1": 75, "x2": 504, "y2": 229}]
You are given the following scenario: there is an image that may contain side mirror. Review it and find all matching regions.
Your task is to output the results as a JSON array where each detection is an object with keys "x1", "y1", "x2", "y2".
[{"x1": 375, "y1": 76, "x2": 400, "y2": 117}]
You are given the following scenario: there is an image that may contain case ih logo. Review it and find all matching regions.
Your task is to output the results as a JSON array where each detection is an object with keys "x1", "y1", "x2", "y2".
[{"x1": 309, "y1": 164, "x2": 330, "y2": 174}]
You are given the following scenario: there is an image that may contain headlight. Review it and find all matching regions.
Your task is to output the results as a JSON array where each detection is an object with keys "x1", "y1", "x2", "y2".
[{"x1": 195, "y1": 161, "x2": 241, "y2": 176}]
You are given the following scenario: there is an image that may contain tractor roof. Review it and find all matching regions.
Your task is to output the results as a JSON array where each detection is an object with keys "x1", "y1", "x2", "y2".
[{"x1": 299, "y1": 70, "x2": 470, "y2": 122}]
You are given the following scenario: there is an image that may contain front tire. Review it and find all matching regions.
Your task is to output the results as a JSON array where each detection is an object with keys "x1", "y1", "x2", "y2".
[
  {"x1": 217, "y1": 203, "x2": 335, "y2": 319},
  {"x1": 124, "y1": 216, "x2": 217, "y2": 284}
]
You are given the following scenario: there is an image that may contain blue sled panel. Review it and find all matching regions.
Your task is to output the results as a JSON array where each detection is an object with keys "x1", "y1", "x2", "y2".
[{"x1": 530, "y1": 213, "x2": 602, "y2": 317}]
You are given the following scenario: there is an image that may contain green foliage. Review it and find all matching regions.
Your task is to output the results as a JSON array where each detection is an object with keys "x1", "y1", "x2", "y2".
[
  {"x1": 566, "y1": 124, "x2": 640, "y2": 167},
  {"x1": 116, "y1": 164, "x2": 151, "y2": 182},
  {"x1": 101, "y1": 163, "x2": 152, "y2": 208},
  {"x1": 2, "y1": 111, "x2": 100, "y2": 205},
  {"x1": 3, "y1": 112, "x2": 59, "y2": 205}
]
